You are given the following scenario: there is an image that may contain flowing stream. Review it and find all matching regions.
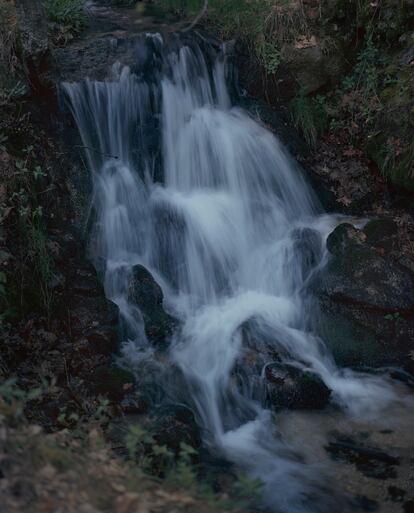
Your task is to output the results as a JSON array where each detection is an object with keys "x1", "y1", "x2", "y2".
[{"x1": 63, "y1": 34, "x2": 411, "y2": 512}]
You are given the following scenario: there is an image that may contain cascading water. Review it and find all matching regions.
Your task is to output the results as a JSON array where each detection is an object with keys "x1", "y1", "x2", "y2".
[{"x1": 63, "y1": 34, "x2": 412, "y2": 512}]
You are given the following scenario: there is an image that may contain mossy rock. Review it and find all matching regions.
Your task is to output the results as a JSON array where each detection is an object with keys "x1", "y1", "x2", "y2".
[
  {"x1": 92, "y1": 365, "x2": 135, "y2": 399},
  {"x1": 315, "y1": 307, "x2": 393, "y2": 368}
]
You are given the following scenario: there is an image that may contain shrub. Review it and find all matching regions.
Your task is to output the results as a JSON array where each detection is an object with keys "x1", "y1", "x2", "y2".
[
  {"x1": 43, "y1": 0, "x2": 86, "y2": 26},
  {"x1": 342, "y1": 34, "x2": 382, "y2": 99},
  {"x1": 43, "y1": 0, "x2": 86, "y2": 44},
  {"x1": 290, "y1": 93, "x2": 328, "y2": 148}
]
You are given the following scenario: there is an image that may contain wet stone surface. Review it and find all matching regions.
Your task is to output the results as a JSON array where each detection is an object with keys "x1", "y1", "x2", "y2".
[{"x1": 265, "y1": 362, "x2": 331, "y2": 410}]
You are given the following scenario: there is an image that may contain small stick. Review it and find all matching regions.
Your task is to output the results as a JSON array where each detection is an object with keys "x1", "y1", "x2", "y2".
[{"x1": 181, "y1": 0, "x2": 209, "y2": 33}]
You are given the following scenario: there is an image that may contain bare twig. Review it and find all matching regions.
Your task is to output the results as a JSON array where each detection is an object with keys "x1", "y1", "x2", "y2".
[{"x1": 182, "y1": 0, "x2": 209, "y2": 33}]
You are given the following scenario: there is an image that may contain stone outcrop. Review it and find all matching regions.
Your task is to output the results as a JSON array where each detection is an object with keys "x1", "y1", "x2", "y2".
[{"x1": 313, "y1": 222, "x2": 414, "y2": 372}]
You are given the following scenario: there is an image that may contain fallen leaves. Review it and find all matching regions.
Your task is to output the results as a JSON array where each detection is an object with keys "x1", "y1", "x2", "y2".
[{"x1": 294, "y1": 35, "x2": 317, "y2": 49}]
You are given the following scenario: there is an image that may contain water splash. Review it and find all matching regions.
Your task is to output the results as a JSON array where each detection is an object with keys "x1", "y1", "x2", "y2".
[{"x1": 63, "y1": 34, "x2": 411, "y2": 512}]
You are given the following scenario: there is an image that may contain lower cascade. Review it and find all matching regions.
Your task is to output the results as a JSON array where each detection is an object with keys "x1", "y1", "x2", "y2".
[{"x1": 63, "y1": 33, "x2": 412, "y2": 512}]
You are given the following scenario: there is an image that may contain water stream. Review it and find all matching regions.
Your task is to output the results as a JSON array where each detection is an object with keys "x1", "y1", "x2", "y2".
[{"x1": 63, "y1": 34, "x2": 412, "y2": 512}]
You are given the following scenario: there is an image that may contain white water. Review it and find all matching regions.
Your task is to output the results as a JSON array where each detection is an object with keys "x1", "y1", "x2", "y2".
[{"x1": 63, "y1": 35, "x2": 411, "y2": 512}]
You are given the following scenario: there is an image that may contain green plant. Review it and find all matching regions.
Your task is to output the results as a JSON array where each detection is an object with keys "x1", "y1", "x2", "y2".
[
  {"x1": 166, "y1": 441, "x2": 198, "y2": 488},
  {"x1": 0, "y1": 378, "x2": 43, "y2": 419},
  {"x1": 3, "y1": 145, "x2": 56, "y2": 318},
  {"x1": 256, "y1": 41, "x2": 281, "y2": 75},
  {"x1": 290, "y1": 93, "x2": 328, "y2": 148},
  {"x1": 384, "y1": 312, "x2": 400, "y2": 321},
  {"x1": 94, "y1": 398, "x2": 111, "y2": 422},
  {"x1": 342, "y1": 34, "x2": 382, "y2": 99},
  {"x1": 43, "y1": 0, "x2": 86, "y2": 25},
  {"x1": 125, "y1": 424, "x2": 155, "y2": 461},
  {"x1": 231, "y1": 473, "x2": 262, "y2": 508},
  {"x1": 43, "y1": 0, "x2": 86, "y2": 44}
]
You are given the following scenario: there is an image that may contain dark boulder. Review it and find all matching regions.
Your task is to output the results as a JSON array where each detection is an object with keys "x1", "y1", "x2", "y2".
[
  {"x1": 128, "y1": 265, "x2": 177, "y2": 349},
  {"x1": 265, "y1": 362, "x2": 331, "y2": 410},
  {"x1": 314, "y1": 222, "x2": 414, "y2": 370},
  {"x1": 324, "y1": 223, "x2": 414, "y2": 311}
]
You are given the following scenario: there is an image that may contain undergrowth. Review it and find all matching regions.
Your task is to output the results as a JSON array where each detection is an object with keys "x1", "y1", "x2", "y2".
[
  {"x1": 0, "y1": 0, "x2": 23, "y2": 105},
  {"x1": 0, "y1": 126, "x2": 57, "y2": 322},
  {"x1": 0, "y1": 378, "x2": 260, "y2": 513},
  {"x1": 43, "y1": 0, "x2": 85, "y2": 26},
  {"x1": 290, "y1": 93, "x2": 327, "y2": 148},
  {"x1": 43, "y1": 0, "x2": 86, "y2": 45},
  {"x1": 157, "y1": 0, "x2": 307, "y2": 74}
]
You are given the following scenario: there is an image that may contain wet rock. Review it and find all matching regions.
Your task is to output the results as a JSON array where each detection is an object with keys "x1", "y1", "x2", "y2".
[
  {"x1": 324, "y1": 223, "x2": 414, "y2": 310},
  {"x1": 314, "y1": 223, "x2": 414, "y2": 369},
  {"x1": 128, "y1": 265, "x2": 177, "y2": 349},
  {"x1": 91, "y1": 365, "x2": 135, "y2": 399},
  {"x1": 52, "y1": 31, "x2": 163, "y2": 83},
  {"x1": 265, "y1": 363, "x2": 331, "y2": 410},
  {"x1": 292, "y1": 227, "x2": 324, "y2": 282},
  {"x1": 326, "y1": 437, "x2": 399, "y2": 480},
  {"x1": 146, "y1": 404, "x2": 201, "y2": 455}
]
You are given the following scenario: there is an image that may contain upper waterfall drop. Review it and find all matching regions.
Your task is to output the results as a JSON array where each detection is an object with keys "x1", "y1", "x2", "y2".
[{"x1": 62, "y1": 33, "x2": 411, "y2": 513}]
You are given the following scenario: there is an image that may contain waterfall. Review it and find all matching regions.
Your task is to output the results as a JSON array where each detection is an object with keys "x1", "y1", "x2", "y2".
[{"x1": 63, "y1": 34, "x2": 410, "y2": 512}]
